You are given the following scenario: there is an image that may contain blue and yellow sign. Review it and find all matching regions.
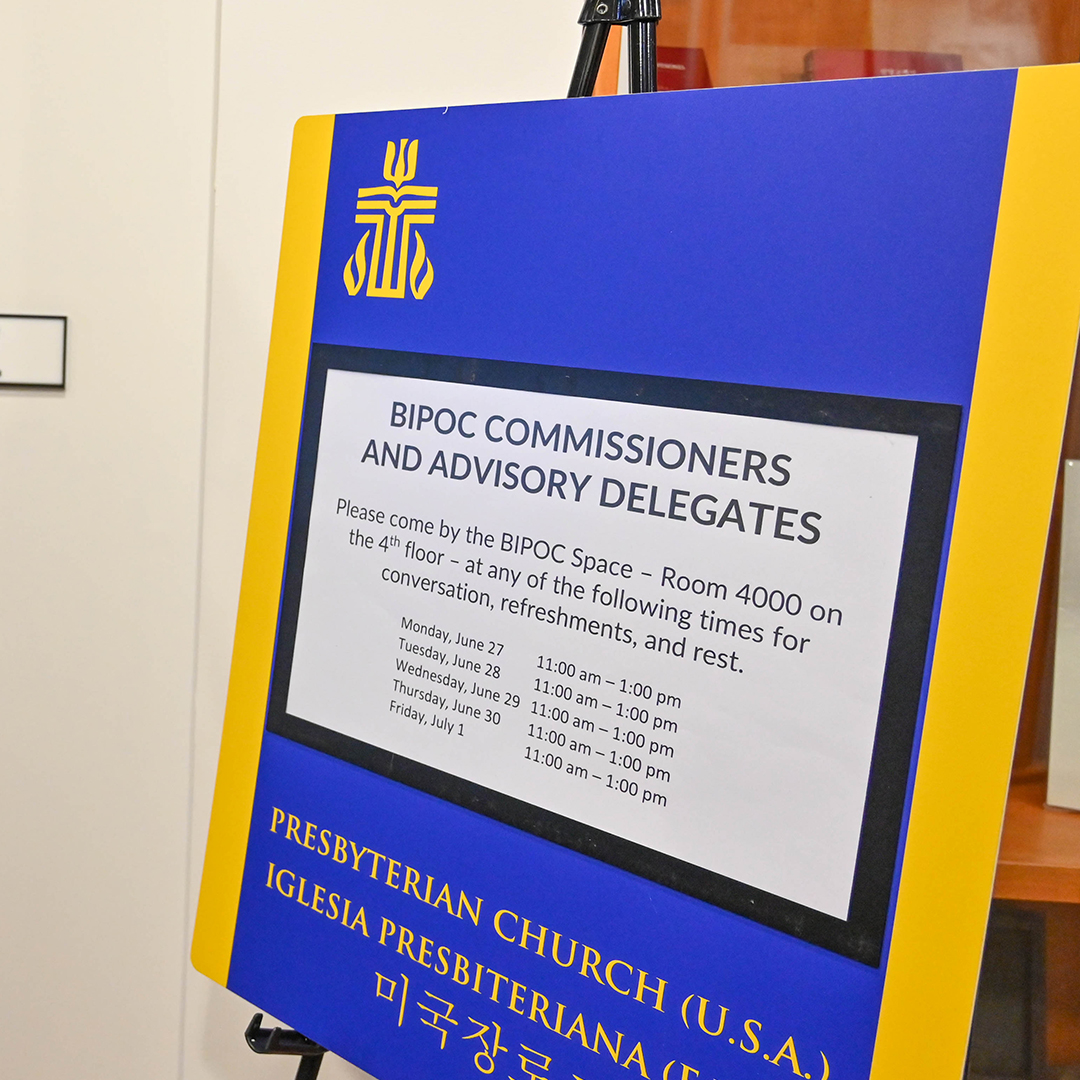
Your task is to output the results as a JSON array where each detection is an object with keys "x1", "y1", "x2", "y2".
[{"x1": 193, "y1": 67, "x2": 1080, "y2": 1080}]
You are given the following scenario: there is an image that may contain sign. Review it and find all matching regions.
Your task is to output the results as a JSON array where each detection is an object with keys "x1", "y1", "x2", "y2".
[
  {"x1": 0, "y1": 314, "x2": 66, "y2": 388},
  {"x1": 194, "y1": 67, "x2": 1080, "y2": 1080}
]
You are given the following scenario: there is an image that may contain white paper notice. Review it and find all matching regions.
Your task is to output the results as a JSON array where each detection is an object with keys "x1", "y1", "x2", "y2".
[{"x1": 286, "y1": 369, "x2": 918, "y2": 920}]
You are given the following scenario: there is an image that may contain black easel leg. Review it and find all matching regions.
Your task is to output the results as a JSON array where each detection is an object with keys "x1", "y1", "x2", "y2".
[
  {"x1": 569, "y1": 22, "x2": 612, "y2": 97},
  {"x1": 295, "y1": 1053, "x2": 324, "y2": 1080},
  {"x1": 627, "y1": 20, "x2": 657, "y2": 93},
  {"x1": 245, "y1": 1014, "x2": 327, "y2": 1079}
]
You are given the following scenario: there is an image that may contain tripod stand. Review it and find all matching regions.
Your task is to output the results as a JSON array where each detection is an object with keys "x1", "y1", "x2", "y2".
[{"x1": 568, "y1": 0, "x2": 662, "y2": 97}]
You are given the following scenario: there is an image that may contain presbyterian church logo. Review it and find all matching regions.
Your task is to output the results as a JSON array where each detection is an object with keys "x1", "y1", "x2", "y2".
[{"x1": 343, "y1": 139, "x2": 437, "y2": 300}]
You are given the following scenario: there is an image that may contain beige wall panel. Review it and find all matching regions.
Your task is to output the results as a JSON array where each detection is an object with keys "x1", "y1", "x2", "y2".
[{"x1": 0, "y1": 2, "x2": 217, "y2": 1078}]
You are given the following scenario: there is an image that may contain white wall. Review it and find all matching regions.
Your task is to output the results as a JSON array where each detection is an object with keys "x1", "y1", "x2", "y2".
[
  {"x1": 0, "y1": 2, "x2": 581, "y2": 1079},
  {"x1": 0, "y1": 2, "x2": 217, "y2": 1079}
]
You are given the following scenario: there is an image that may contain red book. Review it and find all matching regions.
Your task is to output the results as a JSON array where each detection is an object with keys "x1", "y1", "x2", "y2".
[
  {"x1": 657, "y1": 46, "x2": 712, "y2": 91},
  {"x1": 805, "y1": 49, "x2": 963, "y2": 80}
]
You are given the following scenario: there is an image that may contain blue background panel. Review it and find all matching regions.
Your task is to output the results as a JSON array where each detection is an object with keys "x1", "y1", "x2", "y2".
[
  {"x1": 313, "y1": 71, "x2": 1015, "y2": 405},
  {"x1": 232, "y1": 734, "x2": 883, "y2": 1080},
  {"x1": 228, "y1": 70, "x2": 1020, "y2": 1080}
]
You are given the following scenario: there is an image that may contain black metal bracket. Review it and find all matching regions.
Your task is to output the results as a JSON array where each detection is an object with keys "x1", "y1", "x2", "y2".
[
  {"x1": 568, "y1": 0, "x2": 662, "y2": 97},
  {"x1": 245, "y1": 1013, "x2": 327, "y2": 1080}
]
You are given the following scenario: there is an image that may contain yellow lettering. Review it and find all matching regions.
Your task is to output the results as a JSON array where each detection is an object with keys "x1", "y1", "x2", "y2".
[
  {"x1": 520, "y1": 919, "x2": 547, "y2": 956},
  {"x1": 457, "y1": 892, "x2": 483, "y2": 925},
  {"x1": 621, "y1": 1042, "x2": 649, "y2": 1077},
  {"x1": 530, "y1": 991, "x2": 552, "y2": 1028},
  {"x1": 328, "y1": 893, "x2": 340, "y2": 921},
  {"x1": 740, "y1": 1020, "x2": 762, "y2": 1055},
  {"x1": 333, "y1": 835, "x2": 348, "y2": 864},
  {"x1": 302, "y1": 822, "x2": 317, "y2": 850},
  {"x1": 453, "y1": 954, "x2": 471, "y2": 985},
  {"x1": 275, "y1": 869, "x2": 295, "y2": 897},
  {"x1": 580, "y1": 946, "x2": 604, "y2": 984},
  {"x1": 403, "y1": 867, "x2": 424, "y2": 900},
  {"x1": 770, "y1": 1037, "x2": 802, "y2": 1074},
  {"x1": 435, "y1": 945, "x2": 451, "y2": 975},
  {"x1": 423, "y1": 875, "x2": 435, "y2": 903},
  {"x1": 349, "y1": 907, "x2": 369, "y2": 935},
  {"x1": 635, "y1": 970, "x2": 667, "y2": 1012},
  {"x1": 386, "y1": 859, "x2": 401, "y2": 888},
  {"x1": 318, "y1": 829, "x2": 331, "y2": 856},
  {"x1": 494, "y1": 909, "x2": 519, "y2": 942},
  {"x1": 565, "y1": 1013, "x2": 589, "y2": 1047},
  {"x1": 397, "y1": 926, "x2": 420, "y2": 961},
  {"x1": 605, "y1": 959, "x2": 633, "y2": 995},
  {"x1": 369, "y1": 851, "x2": 386, "y2": 879},
  {"x1": 265, "y1": 862, "x2": 275, "y2": 888},
  {"x1": 285, "y1": 815, "x2": 302, "y2": 844},
  {"x1": 434, "y1": 883, "x2": 455, "y2": 914},
  {"x1": 379, "y1": 917, "x2": 397, "y2": 945},
  {"x1": 551, "y1": 933, "x2": 578, "y2": 968},
  {"x1": 697, "y1": 998, "x2": 727, "y2": 1037},
  {"x1": 472, "y1": 963, "x2": 485, "y2": 993},
  {"x1": 417, "y1": 936, "x2": 434, "y2": 968},
  {"x1": 296, "y1": 877, "x2": 311, "y2": 907},
  {"x1": 311, "y1": 885, "x2": 325, "y2": 914},
  {"x1": 488, "y1": 970, "x2": 508, "y2": 1003},
  {"x1": 351, "y1": 841, "x2": 370, "y2": 871},
  {"x1": 552, "y1": 1002, "x2": 567, "y2": 1035},
  {"x1": 270, "y1": 808, "x2": 286, "y2": 833},
  {"x1": 509, "y1": 981, "x2": 527, "y2": 1014},
  {"x1": 592, "y1": 1022, "x2": 624, "y2": 1062}
]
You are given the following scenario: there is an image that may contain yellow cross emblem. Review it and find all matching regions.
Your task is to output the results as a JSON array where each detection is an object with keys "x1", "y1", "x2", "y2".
[{"x1": 344, "y1": 139, "x2": 437, "y2": 300}]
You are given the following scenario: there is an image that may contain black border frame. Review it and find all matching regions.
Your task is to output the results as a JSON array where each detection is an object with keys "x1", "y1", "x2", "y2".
[
  {"x1": 267, "y1": 344, "x2": 961, "y2": 966},
  {"x1": 0, "y1": 314, "x2": 67, "y2": 390}
]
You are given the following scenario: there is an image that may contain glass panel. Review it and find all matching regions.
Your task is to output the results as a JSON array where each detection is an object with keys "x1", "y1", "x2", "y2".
[{"x1": 653, "y1": 0, "x2": 1080, "y2": 89}]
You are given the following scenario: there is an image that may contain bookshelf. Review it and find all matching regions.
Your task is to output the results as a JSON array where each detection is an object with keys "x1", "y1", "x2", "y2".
[
  {"x1": 996, "y1": 775, "x2": 1080, "y2": 904},
  {"x1": 977, "y1": 361, "x2": 1080, "y2": 1074},
  {"x1": 653, "y1": 0, "x2": 1080, "y2": 88}
]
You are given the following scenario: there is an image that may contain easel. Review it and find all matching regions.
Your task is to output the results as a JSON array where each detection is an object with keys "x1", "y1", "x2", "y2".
[
  {"x1": 245, "y1": 1014, "x2": 326, "y2": 1080},
  {"x1": 568, "y1": 0, "x2": 662, "y2": 96},
  {"x1": 242, "y1": 9, "x2": 661, "y2": 1079}
]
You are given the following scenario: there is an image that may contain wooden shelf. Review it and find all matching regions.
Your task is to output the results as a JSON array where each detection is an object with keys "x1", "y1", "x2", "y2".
[{"x1": 995, "y1": 775, "x2": 1080, "y2": 903}]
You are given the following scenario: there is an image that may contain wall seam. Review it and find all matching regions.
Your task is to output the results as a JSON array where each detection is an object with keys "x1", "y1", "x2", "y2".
[{"x1": 177, "y1": 0, "x2": 225, "y2": 1074}]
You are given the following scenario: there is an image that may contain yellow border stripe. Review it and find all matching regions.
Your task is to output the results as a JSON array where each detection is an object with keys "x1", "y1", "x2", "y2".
[
  {"x1": 872, "y1": 65, "x2": 1080, "y2": 1079},
  {"x1": 191, "y1": 114, "x2": 335, "y2": 984}
]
